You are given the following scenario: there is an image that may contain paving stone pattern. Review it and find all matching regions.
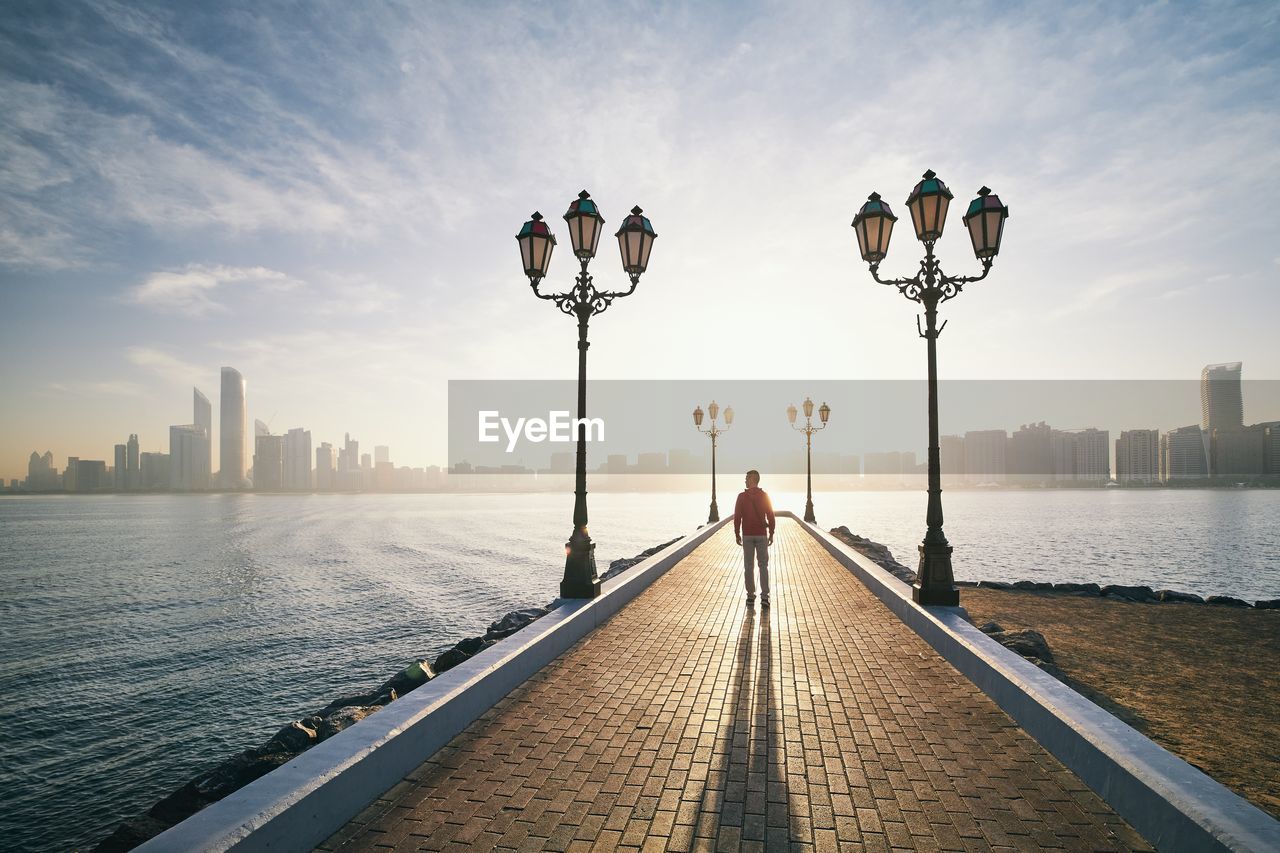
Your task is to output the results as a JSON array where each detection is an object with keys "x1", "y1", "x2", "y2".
[{"x1": 319, "y1": 520, "x2": 1153, "y2": 852}]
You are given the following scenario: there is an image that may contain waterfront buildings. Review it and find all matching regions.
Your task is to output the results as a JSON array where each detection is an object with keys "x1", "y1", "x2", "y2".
[
  {"x1": 114, "y1": 444, "x2": 127, "y2": 490},
  {"x1": 169, "y1": 424, "x2": 211, "y2": 491},
  {"x1": 194, "y1": 388, "x2": 212, "y2": 480},
  {"x1": 26, "y1": 451, "x2": 57, "y2": 490},
  {"x1": 219, "y1": 367, "x2": 247, "y2": 489},
  {"x1": 1049, "y1": 428, "x2": 1111, "y2": 483},
  {"x1": 126, "y1": 434, "x2": 139, "y2": 490},
  {"x1": 1161, "y1": 425, "x2": 1211, "y2": 480},
  {"x1": 254, "y1": 425, "x2": 284, "y2": 491},
  {"x1": 315, "y1": 442, "x2": 337, "y2": 490},
  {"x1": 1201, "y1": 362, "x2": 1244, "y2": 434},
  {"x1": 140, "y1": 452, "x2": 169, "y2": 489},
  {"x1": 283, "y1": 428, "x2": 312, "y2": 491},
  {"x1": 964, "y1": 430, "x2": 1008, "y2": 484},
  {"x1": 1116, "y1": 429, "x2": 1160, "y2": 484}
]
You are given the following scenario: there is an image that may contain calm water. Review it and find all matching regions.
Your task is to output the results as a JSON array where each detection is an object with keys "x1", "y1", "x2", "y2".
[{"x1": 0, "y1": 490, "x2": 1276, "y2": 851}]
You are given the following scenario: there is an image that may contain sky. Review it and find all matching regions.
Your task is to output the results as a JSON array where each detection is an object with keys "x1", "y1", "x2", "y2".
[{"x1": 1, "y1": 0, "x2": 1278, "y2": 480}]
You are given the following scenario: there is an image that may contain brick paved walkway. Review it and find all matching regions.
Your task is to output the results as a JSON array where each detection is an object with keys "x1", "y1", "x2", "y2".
[{"x1": 319, "y1": 519, "x2": 1152, "y2": 852}]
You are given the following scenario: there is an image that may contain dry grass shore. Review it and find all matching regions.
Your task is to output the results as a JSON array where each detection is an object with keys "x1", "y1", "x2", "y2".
[{"x1": 961, "y1": 588, "x2": 1280, "y2": 819}]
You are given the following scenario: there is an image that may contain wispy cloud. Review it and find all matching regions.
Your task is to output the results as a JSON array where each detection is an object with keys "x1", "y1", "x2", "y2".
[
  {"x1": 126, "y1": 264, "x2": 300, "y2": 315},
  {"x1": 125, "y1": 346, "x2": 206, "y2": 387}
]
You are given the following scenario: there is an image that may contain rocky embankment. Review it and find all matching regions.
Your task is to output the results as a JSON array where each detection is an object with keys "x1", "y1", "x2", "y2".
[
  {"x1": 95, "y1": 535, "x2": 682, "y2": 852},
  {"x1": 829, "y1": 525, "x2": 1279, "y2": 610}
]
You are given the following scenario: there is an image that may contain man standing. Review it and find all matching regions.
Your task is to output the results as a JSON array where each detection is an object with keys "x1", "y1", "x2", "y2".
[{"x1": 734, "y1": 469, "x2": 776, "y2": 607}]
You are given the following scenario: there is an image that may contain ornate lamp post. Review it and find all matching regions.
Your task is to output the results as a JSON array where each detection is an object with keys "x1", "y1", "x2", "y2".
[
  {"x1": 851, "y1": 170, "x2": 1009, "y2": 605},
  {"x1": 787, "y1": 397, "x2": 830, "y2": 524},
  {"x1": 518, "y1": 191, "x2": 657, "y2": 598},
  {"x1": 693, "y1": 401, "x2": 733, "y2": 523}
]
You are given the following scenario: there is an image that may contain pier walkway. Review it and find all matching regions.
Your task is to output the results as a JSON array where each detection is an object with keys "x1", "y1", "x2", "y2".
[{"x1": 319, "y1": 518, "x2": 1151, "y2": 852}]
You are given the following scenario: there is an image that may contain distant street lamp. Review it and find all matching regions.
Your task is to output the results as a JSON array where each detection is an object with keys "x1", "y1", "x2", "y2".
[
  {"x1": 693, "y1": 401, "x2": 733, "y2": 524},
  {"x1": 518, "y1": 191, "x2": 657, "y2": 599},
  {"x1": 787, "y1": 397, "x2": 830, "y2": 524},
  {"x1": 851, "y1": 170, "x2": 1009, "y2": 605}
]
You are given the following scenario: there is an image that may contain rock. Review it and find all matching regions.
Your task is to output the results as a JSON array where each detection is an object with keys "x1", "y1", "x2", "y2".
[
  {"x1": 1205, "y1": 595, "x2": 1251, "y2": 608},
  {"x1": 1155, "y1": 589, "x2": 1204, "y2": 604},
  {"x1": 486, "y1": 607, "x2": 548, "y2": 639},
  {"x1": 1256, "y1": 599, "x2": 1280, "y2": 610},
  {"x1": 377, "y1": 658, "x2": 436, "y2": 697},
  {"x1": 989, "y1": 628, "x2": 1054, "y2": 663},
  {"x1": 1012, "y1": 580, "x2": 1053, "y2": 591},
  {"x1": 93, "y1": 814, "x2": 172, "y2": 852},
  {"x1": 1101, "y1": 584, "x2": 1156, "y2": 602},
  {"x1": 315, "y1": 689, "x2": 394, "y2": 718},
  {"x1": 954, "y1": 580, "x2": 977, "y2": 587},
  {"x1": 317, "y1": 705, "x2": 378, "y2": 741},
  {"x1": 264, "y1": 720, "x2": 317, "y2": 753},
  {"x1": 1053, "y1": 582, "x2": 1101, "y2": 596},
  {"x1": 433, "y1": 636, "x2": 495, "y2": 673},
  {"x1": 976, "y1": 621, "x2": 1003, "y2": 634},
  {"x1": 976, "y1": 580, "x2": 1011, "y2": 590}
]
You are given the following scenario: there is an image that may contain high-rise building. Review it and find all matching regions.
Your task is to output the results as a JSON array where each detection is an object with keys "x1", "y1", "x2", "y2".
[
  {"x1": 1161, "y1": 425, "x2": 1210, "y2": 480},
  {"x1": 64, "y1": 457, "x2": 79, "y2": 492},
  {"x1": 283, "y1": 428, "x2": 312, "y2": 490},
  {"x1": 940, "y1": 435, "x2": 965, "y2": 478},
  {"x1": 1009, "y1": 422, "x2": 1052, "y2": 482},
  {"x1": 114, "y1": 444, "x2": 127, "y2": 490},
  {"x1": 1214, "y1": 424, "x2": 1266, "y2": 479},
  {"x1": 1263, "y1": 422, "x2": 1280, "y2": 476},
  {"x1": 1051, "y1": 429, "x2": 1110, "y2": 482},
  {"x1": 219, "y1": 367, "x2": 247, "y2": 489},
  {"x1": 315, "y1": 443, "x2": 337, "y2": 490},
  {"x1": 170, "y1": 424, "x2": 211, "y2": 491},
  {"x1": 26, "y1": 450, "x2": 58, "y2": 490},
  {"x1": 75, "y1": 460, "x2": 107, "y2": 491},
  {"x1": 1201, "y1": 362, "x2": 1243, "y2": 434},
  {"x1": 964, "y1": 430, "x2": 1007, "y2": 484},
  {"x1": 1116, "y1": 429, "x2": 1160, "y2": 484},
  {"x1": 126, "y1": 434, "x2": 140, "y2": 490},
  {"x1": 140, "y1": 452, "x2": 169, "y2": 489},
  {"x1": 194, "y1": 387, "x2": 212, "y2": 480},
  {"x1": 374, "y1": 445, "x2": 390, "y2": 465},
  {"x1": 254, "y1": 430, "x2": 285, "y2": 491}
]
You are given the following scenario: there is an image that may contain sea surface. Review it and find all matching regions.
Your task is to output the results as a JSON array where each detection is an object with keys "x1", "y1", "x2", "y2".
[{"x1": 0, "y1": 489, "x2": 1276, "y2": 851}]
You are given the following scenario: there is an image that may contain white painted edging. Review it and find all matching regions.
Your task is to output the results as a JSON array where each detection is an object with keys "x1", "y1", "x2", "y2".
[
  {"x1": 793, "y1": 514, "x2": 1280, "y2": 853},
  {"x1": 138, "y1": 518, "x2": 732, "y2": 853}
]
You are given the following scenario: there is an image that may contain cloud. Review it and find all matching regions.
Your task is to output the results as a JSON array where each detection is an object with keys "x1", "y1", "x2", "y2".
[
  {"x1": 125, "y1": 346, "x2": 206, "y2": 387},
  {"x1": 126, "y1": 264, "x2": 300, "y2": 315}
]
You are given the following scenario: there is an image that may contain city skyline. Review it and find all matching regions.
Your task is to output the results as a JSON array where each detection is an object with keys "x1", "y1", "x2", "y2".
[{"x1": 2, "y1": 3, "x2": 1279, "y2": 483}]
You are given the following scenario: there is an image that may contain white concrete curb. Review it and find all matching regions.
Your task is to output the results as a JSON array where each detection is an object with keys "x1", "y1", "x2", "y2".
[
  {"x1": 791, "y1": 513, "x2": 1280, "y2": 853},
  {"x1": 137, "y1": 518, "x2": 732, "y2": 852}
]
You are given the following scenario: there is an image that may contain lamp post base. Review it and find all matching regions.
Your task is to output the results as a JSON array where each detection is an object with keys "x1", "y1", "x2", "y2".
[
  {"x1": 803, "y1": 500, "x2": 816, "y2": 524},
  {"x1": 561, "y1": 528, "x2": 601, "y2": 599},
  {"x1": 913, "y1": 541, "x2": 959, "y2": 606},
  {"x1": 708, "y1": 499, "x2": 719, "y2": 524}
]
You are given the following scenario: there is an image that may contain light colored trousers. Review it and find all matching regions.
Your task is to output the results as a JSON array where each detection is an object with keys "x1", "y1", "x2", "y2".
[{"x1": 742, "y1": 535, "x2": 770, "y2": 598}]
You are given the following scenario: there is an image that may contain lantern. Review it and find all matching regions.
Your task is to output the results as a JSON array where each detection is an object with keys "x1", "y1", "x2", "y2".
[
  {"x1": 905, "y1": 169, "x2": 953, "y2": 243},
  {"x1": 724, "y1": 405, "x2": 734, "y2": 426},
  {"x1": 615, "y1": 206, "x2": 657, "y2": 275},
  {"x1": 819, "y1": 402, "x2": 830, "y2": 424},
  {"x1": 802, "y1": 397, "x2": 815, "y2": 419},
  {"x1": 563, "y1": 190, "x2": 605, "y2": 259},
  {"x1": 787, "y1": 404, "x2": 798, "y2": 425},
  {"x1": 962, "y1": 186, "x2": 1009, "y2": 260},
  {"x1": 516, "y1": 212, "x2": 556, "y2": 280},
  {"x1": 708, "y1": 400, "x2": 720, "y2": 422},
  {"x1": 851, "y1": 192, "x2": 898, "y2": 263},
  {"x1": 693, "y1": 405, "x2": 704, "y2": 428}
]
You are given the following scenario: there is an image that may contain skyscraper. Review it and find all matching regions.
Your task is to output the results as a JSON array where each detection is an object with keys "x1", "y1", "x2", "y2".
[
  {"x1": 219, "y1": 367, "x2": 247, "y2": 489},
  {"x1": 1201, "y1": 362, "x2": 1243, "y2": 433},
  {"x1": 114, "y1": 444, "x2": 127, "y2": 490},
  {"x1": 315, "y1": 442, "x2": 337, "y2": 490},
  {"x1": 253, "y1": 429, "x2": 284, "y2": 491},
  {"x1": 1161, "y1": 425, "x2": 1210, "y2": 480},
  {"x1": 1116, "y1": 429, "x2": 1159, "y2": 484},
  {"x1": 126, "y1": 434, "x2": 140, "y2": 490},
  {"x1": 170, "y1": 424, "x2": 211, "y2": 491},
  {"x1": 194, "y1": 387, "x2": 212, "y2": 481},
  {"x1": 283, "y1": 428, "x2": 312, "y2": 490}
]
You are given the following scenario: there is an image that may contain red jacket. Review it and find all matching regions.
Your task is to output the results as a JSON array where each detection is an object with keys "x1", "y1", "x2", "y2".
[{"x1": 734, "y1": 487, "x2": 776, "y2": 537}]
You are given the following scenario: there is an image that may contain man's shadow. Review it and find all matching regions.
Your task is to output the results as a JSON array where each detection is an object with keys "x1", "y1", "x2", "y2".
[{"x1": 701, "y1": 609, "x2": 790, "y2": 846}]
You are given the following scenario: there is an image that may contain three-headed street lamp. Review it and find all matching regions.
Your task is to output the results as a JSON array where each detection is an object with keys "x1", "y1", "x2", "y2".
[
  {"x1": 787, "y1": 397, "x2": 830, "y2": 524},
  {"x1": 692, "y1": 401, "x2": 734, "y2": 524},
  {"x1": 851, "y1": 170, "x2": 1009, "y2": 605},
  {"x1": 518, "y1": 190, "x2": 658, "y2": 599}
]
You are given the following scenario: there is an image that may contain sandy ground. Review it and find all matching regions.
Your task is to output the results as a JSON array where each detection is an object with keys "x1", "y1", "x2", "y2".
[{"x1": 961, "y1": 588, "x2": 1280, "y2": 820}]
